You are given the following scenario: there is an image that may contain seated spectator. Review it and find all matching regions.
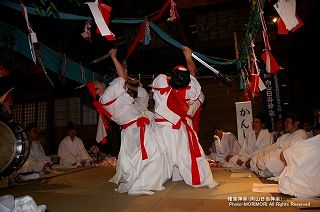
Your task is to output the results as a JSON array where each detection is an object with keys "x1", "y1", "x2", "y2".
[
  {"x1": 10, "y1": 122, "x2": 52, "y2": 183},
  {"x1": 209, "y1": 127, "x2": 241, "y2": 165},
  {"x1": 279, "y1": 124, "x2": 320, "y2": 198},
  {"x1": 249, "y1": 112, "x2": 307, "y2": 178},
  {"x1": 58, "y1": 122, "x2": 92, "y2": 168},
  {"x1": 270, "y1": 118, "x2": 284, "y2": 142},
  {"x1": 227, "y1": 113, "x2": 273, "y2": 168},
  {"x1": 19, "y1": 122, "x2": 52, "y2": 173},
  {"x1": 301, "y1": 117, "x2": 314, "y2": 138}
]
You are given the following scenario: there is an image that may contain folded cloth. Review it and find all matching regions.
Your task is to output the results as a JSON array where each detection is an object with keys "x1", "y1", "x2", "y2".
[
  {"x1": 12, "y1": 195, "x2": 46, "y2": 212},
  {"x1": 0, "y1": 195, "x2": 15, "y2": 212},
  {"x1": 1, "y1": 195, "x2": 46, "y2": 212}
]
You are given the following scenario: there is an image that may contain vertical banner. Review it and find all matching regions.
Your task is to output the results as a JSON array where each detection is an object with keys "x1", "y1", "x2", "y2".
[
  {"x1": 235, "y1": 101, "x2": 253, "y2": 146},
  {"x1": 260, "y1": 70, "x2": 284, "y2": 131}
]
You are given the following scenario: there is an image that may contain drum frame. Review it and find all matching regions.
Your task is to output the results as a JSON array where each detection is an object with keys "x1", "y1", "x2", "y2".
[{"x1": 0, "y1": 119, "x2": 30, "y2": 180}]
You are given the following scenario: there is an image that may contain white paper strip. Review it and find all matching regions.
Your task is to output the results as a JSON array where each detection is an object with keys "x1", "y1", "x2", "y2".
[
  {"x1": 274, "y1": 0, "x2": 298, "y2": 31},
  {"x1": 85, "y1": 2, "x2": 115, "y2": 37},
  {"x1": 28, "y1": 34, "x2": 37, "y2": 64}
]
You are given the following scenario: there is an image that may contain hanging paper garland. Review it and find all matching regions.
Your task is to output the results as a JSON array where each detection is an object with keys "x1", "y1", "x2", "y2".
[
  {"x1": 247, "y1": 35, "x2": 266, "y2": 98},
  {"x1": 261, "y1": 50, "x2": 280, "y2": 74},
  {"x1": 81, "y1": 20, "x2": 93, "y2": 41},
  {"x1": 167, "y1": 0, "x2": 179, "y2": 22},
  {"x1": 21, "y1": 2, "x2": 37, "y2": 64},
  {"x1": 257, "y1": 0, "x2": 280, "y2": 74},
  {"x1": 143, "y1": 17, "x2": 151, "y2": 45},
  {"x1": 0, "y1": 0, "x2": 90, "y2": 20},
  {"x1": 20, "y1": 2, "x2": 54, "y2": 86}
]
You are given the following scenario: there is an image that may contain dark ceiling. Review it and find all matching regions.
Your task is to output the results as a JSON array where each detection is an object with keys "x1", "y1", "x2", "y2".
[
  {"x1": 0, "y1": 0, "x2": 319, "y2": 85},
  {"x1": 0, "y1": 0, "x2": 252, "y2": 78}
]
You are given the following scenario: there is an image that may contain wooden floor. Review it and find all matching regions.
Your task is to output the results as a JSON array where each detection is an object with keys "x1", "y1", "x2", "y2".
[{"x1": 0, "y1": 167, "x2": 319, "y2": 212}]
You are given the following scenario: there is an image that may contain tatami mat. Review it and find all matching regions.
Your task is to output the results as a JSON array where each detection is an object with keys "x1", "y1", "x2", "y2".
[{"x1": 0, "y1": 166, "x2": 319, "y2": 211}]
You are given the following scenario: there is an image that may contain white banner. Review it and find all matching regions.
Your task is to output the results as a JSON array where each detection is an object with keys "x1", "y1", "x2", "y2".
[{"x1": 235, "y1": 101, "x2": 253, "y2": 146}]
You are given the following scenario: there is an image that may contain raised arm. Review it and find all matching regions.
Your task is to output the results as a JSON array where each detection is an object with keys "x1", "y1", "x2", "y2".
[
  {"x1": 109, "y1": 48, "x2": 128, "y2": 81},
  {"x1": 183, "y1": 46, "x2": 197, "y2": 77}
]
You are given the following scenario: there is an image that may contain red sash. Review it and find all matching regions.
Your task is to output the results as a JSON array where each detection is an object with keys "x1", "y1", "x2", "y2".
[
  {"x1": 153, "y1": 86, "x2": 171, "y2": 95},
  {"x1": 121, "y1": 117, "x2": 150, "y2": 160},
  {"x1": 155, "y1": 117, "x2": 201, "y2": 185},
  {"x1": 167, "y1": 87, "x2": 190, "y2": 118},
  {"x1": 86, "y1": 82, "x2": 116, "y2": 144},
  {"x1": 154, "y1": 82, "x2": 201, "y2": 185}
]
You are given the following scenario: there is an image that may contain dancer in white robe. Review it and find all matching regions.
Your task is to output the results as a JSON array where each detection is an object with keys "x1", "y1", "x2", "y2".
[
  {"x1": 92, "y1": 49, "x2": 164, "y2": 195},
  {"x1": 152, "y1": 46, "x2": 218, "y2": 188},
  {"x1": 127, "y1": 81, "x2": 154, "y2": 120},
  {"x1": 58, "y1": 125, "x2": 92, "y2": 168},
  {"x1": 209, "y1": 128, "x2": 241, "y2": 165},
  {"x1": 228, "y1": 116, "x2": 273, "y2": 168},
  {"x1": 279, "y1": 129, "x2": 320, "y2": 198},
  {"x1": 250, "y1": 115, "x2": 307, "y2": 177},
  {"x1": 18, "y1": 123, "x2": 52, "y2": 173}
]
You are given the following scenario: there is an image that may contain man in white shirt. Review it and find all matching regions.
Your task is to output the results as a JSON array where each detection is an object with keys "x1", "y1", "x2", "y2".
[
  {"x1": 9, "y1": 122, "x2": 53, "y2": 183},
  {"x1": 228, "y1": 115, "x2": 274, "y2": 168},
  {"x1": 58, "y1": 123, "x2": 92, "y2": 168},
  {"x1": 249, "y1": 113, "x2": 307, "y2": 177},
  {"x1": 18, "y1": 122, "x2": 52, "y2": 174},
  {"x1": 209, "y1": 127, "x2": 241, "y2": 165}
]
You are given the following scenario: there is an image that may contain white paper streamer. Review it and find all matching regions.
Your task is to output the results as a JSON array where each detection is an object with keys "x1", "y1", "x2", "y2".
[{"x1": 85, "y1": 1, "x2": 115, "y2": 38}]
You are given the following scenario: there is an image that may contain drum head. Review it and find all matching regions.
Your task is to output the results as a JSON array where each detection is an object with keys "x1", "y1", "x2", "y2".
[
  {"x1": 0, "y1": 120, "x2": 16, "y2": 174},
  {"x1": 0, "y1": 119, "x2": 29, "y2": 179}
]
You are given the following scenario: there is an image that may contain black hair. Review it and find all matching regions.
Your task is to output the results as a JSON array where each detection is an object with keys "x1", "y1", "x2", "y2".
[
  {"x1": 285, "y1": 110, "x2": 302, "y2": 128},
  {"x1": 169, "y1": 68, "x2": 191, "y2": 89},
  {"x1": 211, "y1": 125, "x2": 222, "y2": 133},
  {"x1": 254, "y1": 112, "x2": 266, "y2": 124},
  {"x1": 127, "y1": 87, "x2": 138, "y2": 98},
  {"x1": 26, "y1": 122, "x2": 37, "y2": 132},
  {"x1": 67, "y1": 121, "x2": 76, "y2": 130}
]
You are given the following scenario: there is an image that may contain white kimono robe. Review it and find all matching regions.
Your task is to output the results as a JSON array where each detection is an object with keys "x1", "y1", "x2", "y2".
[
  {"x1": 133, "y1": 87, "x2": 154, "y2": 120},
  {"x1": 152, "y1": 74, "x2": 218, "y2": 188},
  {"x1": 228, "y1": 129, "x2": 273, "y2": 168},
  {"x1": 279, "y1": 134, "x2": 320, "y2": 198},
  {"x1": 250, "y1": 129, "x2": 307, "y2": 177},
  {"x1": 58, "y1": 136, "x2": 92, "y2": 168},
  {"x1": 18, "y1": 141, "x2": 51, "y2": 173},
  {"x1": 99, "y1": 77, "x2": 164, "y2": 195},
  {"x1": 210, "y1": 132, "x2": 241, "y2": 165},
  {"x1": 187, "y1": 91, "x2": 204, "y2": 118}
]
